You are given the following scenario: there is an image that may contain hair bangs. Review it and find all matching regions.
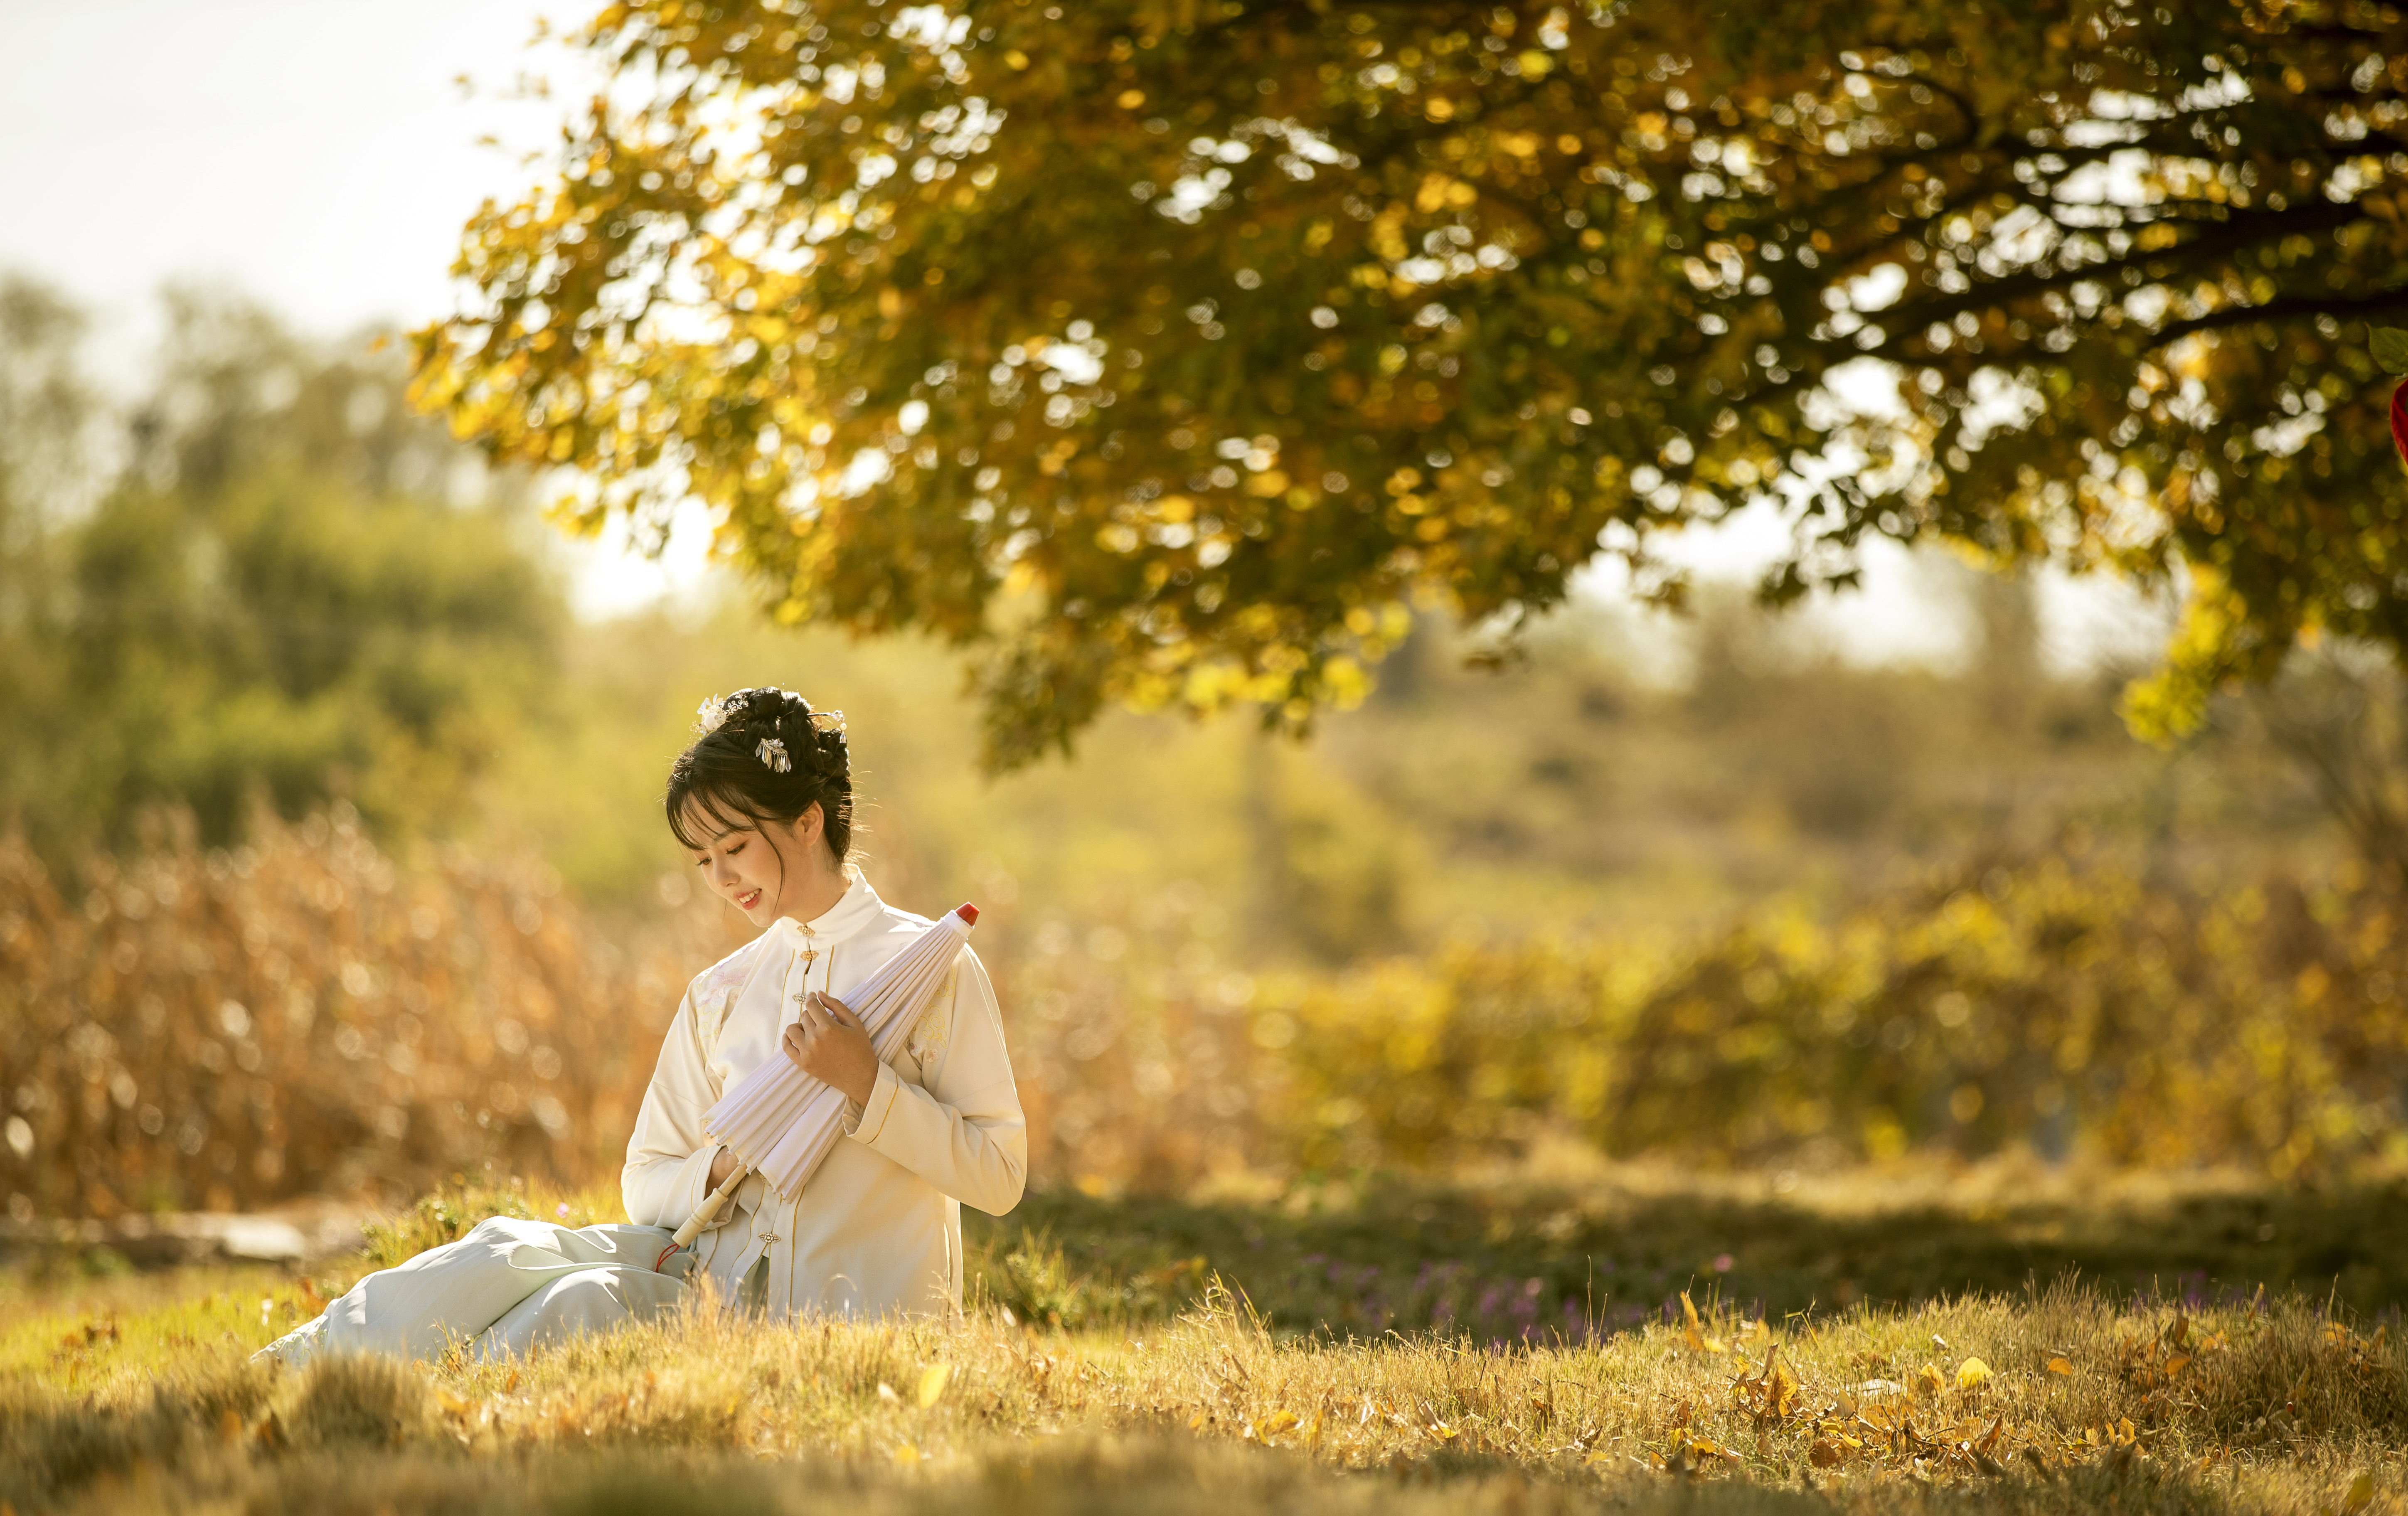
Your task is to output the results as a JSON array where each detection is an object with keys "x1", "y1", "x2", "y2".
[{"x1": 668, "y1": 780, "x2": 773, "y2": 852}]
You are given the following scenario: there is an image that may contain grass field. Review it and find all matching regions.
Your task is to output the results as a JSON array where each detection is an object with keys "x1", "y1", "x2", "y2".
[{"x1": 6, "y1": 1162, "x2": 2408, "y2": 1515}]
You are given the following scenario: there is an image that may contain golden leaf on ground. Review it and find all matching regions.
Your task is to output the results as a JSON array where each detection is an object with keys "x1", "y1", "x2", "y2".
[
  {"x1": 1681, "y1": 1291, "x2": 1704, "y2": 1351},
  {"x1": 435, "y1": 1386, "x2": 475, "y2": 1416},
  {"x1": 1957, "y1": 1358, "x2": 1994, "y2": 1390},
  {"x1": 1810, "y1": 1439, "x2": 1843, "y2": 1467},
  {"x1": 1917, "y1": 1365, "x2": 1946, "y2": 1398},
  {"x1": 2165, "y1": 1353, "x2": 2192, "y2": 1376},
  {"x1": 1261, "y1": 1410, "x2": 1300, "y2": 1435},
  {"x1": 2346, "y1": 1472, "x2": 2377, "y2": 1511},
  {"x1": 2046, "y1": 1357, "x2": 2073, "y2": 1376},
  {"x1": 1768, "y1": 1361, "x2": 1799, "y2": 1417},
  {"x1": 917, "y1": 1364, "x2": 953, "y2": 1408}
]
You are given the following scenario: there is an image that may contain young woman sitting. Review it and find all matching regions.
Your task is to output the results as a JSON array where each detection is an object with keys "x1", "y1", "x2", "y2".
[{"x1": 259, "y1": 687, "x2": 1025, "y2": 1363}]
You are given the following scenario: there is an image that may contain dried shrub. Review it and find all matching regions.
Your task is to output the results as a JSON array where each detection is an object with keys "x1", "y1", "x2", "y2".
[{"x1": 0, "y1": 807, "x2": 740, "y2": 1218}]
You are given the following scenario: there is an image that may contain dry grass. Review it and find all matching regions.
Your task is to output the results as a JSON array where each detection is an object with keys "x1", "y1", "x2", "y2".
[
  {"x1": 0, "y1": 812, "x2": 744, "y2": 1218},
  {"x1": 5, "y1": 1240, "x2": 2407, "y2": 1515}
]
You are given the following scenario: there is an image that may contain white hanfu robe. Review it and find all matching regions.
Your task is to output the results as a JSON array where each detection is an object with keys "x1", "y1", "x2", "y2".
[{"x1": 621, "y1": 876, "x2": 1028, "y2": 1320}]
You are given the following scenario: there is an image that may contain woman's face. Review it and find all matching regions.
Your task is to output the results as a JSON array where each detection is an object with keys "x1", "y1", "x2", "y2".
[{"x1": 684, "y1": 803, "x2": 823, "y2": 928}]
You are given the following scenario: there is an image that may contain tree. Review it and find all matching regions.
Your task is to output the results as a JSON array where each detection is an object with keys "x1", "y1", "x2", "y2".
[
  {"x1": 416, "y1": 0, "x2": 2408, "y2": 766},
  {"x1": 0, "y1": 286, "x2": 565, "y2": 855}
]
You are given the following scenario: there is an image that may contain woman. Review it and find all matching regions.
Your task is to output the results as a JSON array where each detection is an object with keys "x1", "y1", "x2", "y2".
[
  {"x1": 261, "y1": 687, "x2": 1024, "y2": 1363},
  {"x1": 628, "y1": 685, "x2": 1026, "y2": 1319}
]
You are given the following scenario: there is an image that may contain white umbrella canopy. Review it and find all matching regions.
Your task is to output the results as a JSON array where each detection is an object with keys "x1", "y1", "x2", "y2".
[{"x1": 663, "y1": 904, "x2": 980, "y2": 1258}]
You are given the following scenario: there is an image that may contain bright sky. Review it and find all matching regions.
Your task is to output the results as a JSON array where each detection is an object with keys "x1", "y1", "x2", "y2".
[
  {"x1": 0, "y1": 0, "x2": 2165, "y2": 664},
  {"x1": 0, "y1": 0, "x2": 568, "y2": 349}
]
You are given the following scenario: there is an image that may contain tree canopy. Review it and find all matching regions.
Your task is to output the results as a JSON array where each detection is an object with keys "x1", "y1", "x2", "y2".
[{"x1": 417, "y1": 0, "x2": 2408, "y2": 765}]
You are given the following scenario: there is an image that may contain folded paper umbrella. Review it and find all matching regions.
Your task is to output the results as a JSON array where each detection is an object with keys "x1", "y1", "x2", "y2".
[{"x1": 658, "y1": 903, "x2": 980, "y2": 1265}]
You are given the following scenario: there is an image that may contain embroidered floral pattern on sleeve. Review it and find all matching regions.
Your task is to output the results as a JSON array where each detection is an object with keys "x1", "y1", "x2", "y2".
[
  {"x1": 694, "y1": 938, "x2": 766, "y2": 1062},
  {"x1": 905, "y1": 965, "x2": 960, "y2": 1071}
]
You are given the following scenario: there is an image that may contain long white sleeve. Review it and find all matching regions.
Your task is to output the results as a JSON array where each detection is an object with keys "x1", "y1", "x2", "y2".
[
  {"x1": 845, "y1": 949, "x2": 1027, "y2": 1216},
  {"x1": 620, "y1": 994, "x2": 724, "y2": 1229}
]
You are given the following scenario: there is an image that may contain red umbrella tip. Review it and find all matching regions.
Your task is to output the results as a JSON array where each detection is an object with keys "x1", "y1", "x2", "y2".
[{"x1": 955, "y1": 903, "x2": 979, "y2": 925}]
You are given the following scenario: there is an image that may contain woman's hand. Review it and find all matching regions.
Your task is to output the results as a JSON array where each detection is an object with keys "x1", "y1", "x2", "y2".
[
  {"x1": 707, "y1": 1146, "x2": 739, "y2": 1191},
  {"x1": 781, "y1": 991, "x2": 879, "y2": 1107}
]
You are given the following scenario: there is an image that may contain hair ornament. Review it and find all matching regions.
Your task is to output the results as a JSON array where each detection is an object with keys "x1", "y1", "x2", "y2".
[
  {"x1": 809, "y1": 709, "x2": 846, "y2": 735},
  {"x1": 694, "y1": 691, "x2": 746, "y2": 736},
  {"x1": 755, "y1": 737, "x2": 792, "y2": 773}
]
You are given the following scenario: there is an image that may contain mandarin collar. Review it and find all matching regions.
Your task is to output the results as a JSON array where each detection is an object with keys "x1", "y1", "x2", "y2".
[{"x1": 767, "y1": 874, "x2": 883, "y2": 948}]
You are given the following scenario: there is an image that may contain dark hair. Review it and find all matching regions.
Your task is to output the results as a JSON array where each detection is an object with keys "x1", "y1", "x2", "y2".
[{"x1": 664, "y1": 687, "x2": 854, "y2": 867}]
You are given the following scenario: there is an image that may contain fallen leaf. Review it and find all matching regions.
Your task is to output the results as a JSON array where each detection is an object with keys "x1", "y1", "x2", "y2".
[
  {"x1": 2346, "y1": 1472, "x2": 2377, "y2": 1512},
  {"x1": 1917, "y1": 1365, "x2": 1946, "y2": 1398},
  {"x1": 1810, "y1": 1439, "x2": 1843, "y2": 1467},
  {"x1": 2164, "y1": 1353, "x2": 2192, "y2": 1376},
  {"x1": 916, "y1": 1363, "x2": 952, "y2": 1409},
  {"x1": 1957, "y1": 1357, "x2": 1994, "y2": 1391},
  {"x1": 2046, "y1": 1357, "x2": 2073, "y2": 1376},
  {"x1": 1768, "y1": 1361, "x2": 1799, "y2": 1417},
  {"x1": 1262, "y1": 1410, "x2": 1300, "y2": 1435}
]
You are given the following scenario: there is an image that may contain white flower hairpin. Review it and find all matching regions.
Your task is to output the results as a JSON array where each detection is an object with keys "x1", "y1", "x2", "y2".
[
  {"x1": 756, "y1": 738, "x2": 792, "y2": 773},
  {"x1": 810, "y1": 709, "x2": 845, "y2": 735},
  {"x1": 694, "y1": 692, "x2": 742, "y2": 736}
]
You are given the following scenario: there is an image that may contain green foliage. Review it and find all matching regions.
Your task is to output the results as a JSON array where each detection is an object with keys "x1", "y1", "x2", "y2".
[
  {"x1": 421, "y1": 0, "x2": 2408, "y2": 763},
  {"x1": 0, "y1": 282, "x2": 565, "y2": 857},
  {"x1": 969, "y1": 1223, "x2": 1209, "y2": 1331},
  {"x1": 2372, "y1": 327, "x2": 2408, "y2": 377}
]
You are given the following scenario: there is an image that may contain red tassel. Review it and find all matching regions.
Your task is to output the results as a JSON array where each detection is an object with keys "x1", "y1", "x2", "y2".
[{"x1": 2393, "y1": 379, "x2": 2408, "y2": 466}]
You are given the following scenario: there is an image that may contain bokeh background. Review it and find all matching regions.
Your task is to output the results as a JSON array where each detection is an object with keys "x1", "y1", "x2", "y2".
[{"x1": 4, "y1": 1, "x2": 2406, "y2": 1231}]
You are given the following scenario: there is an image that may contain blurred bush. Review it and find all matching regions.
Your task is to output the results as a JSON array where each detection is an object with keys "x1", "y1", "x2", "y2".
[
  {"x1": 6, "y1": 808, "x2": 2406, "y2": 1223},
  {"x1": 1263, "y1": 847, "x2": 2408, "y2": 1179},
  {"x1": 0, "y1": 279, "x2": 562, "y2": 863}
]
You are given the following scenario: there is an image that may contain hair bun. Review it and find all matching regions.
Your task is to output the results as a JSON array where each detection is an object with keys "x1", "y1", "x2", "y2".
[
  {"x1": 669, "y1": 686, "x2": 858, "y2": 863},
  {"x1": 694, "y1": 686, "x2": 821, "y2": 739}
]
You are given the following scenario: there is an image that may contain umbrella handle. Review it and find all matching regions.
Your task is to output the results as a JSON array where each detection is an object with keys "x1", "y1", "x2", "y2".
[{"x1": 656, "y1": 1158, "x2": 753, "y2": 1270}]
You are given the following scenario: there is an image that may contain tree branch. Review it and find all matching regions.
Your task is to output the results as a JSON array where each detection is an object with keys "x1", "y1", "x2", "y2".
[{"x1": 2147, "y1": 284, "x2": 2408, "y2": 349}]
